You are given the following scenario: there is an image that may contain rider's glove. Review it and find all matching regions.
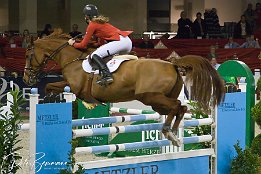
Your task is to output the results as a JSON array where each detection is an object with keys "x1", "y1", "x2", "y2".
[{"x1": 68, "y1": 39, "x2": 75, "y2": 46}]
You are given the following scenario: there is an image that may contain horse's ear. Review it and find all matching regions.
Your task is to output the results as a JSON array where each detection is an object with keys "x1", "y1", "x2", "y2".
[
  {"x1": 52, "y1": 28, "x2": 63, "y2": 35},
  {"x1": 57, "y1": 28, "x2": 63, "y2": 34}
]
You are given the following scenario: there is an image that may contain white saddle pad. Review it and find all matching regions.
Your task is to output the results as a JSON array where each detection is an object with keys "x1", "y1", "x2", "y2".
[
  {"x1": 82, "y1": 55, "x2": 138, "y2": 74},
  {"x1": 82, "y1": 58, "x2": 129, "y2": 74}
]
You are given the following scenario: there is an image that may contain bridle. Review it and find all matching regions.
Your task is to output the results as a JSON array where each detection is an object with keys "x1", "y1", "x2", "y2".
[
  {"x1": 24, "y1": 34, "x2": 85, "y2": 85},
  {"x1": 24, "y1": 41, "x2": 69, "y2": 85}
]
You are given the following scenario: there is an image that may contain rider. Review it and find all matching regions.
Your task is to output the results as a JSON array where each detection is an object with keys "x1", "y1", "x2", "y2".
[{"x1": 68, "y1": 4, "x2": 133, "y2": 85}]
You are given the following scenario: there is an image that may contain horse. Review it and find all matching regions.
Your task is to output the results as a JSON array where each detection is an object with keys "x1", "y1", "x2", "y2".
[{"x1": 23, "y1": 30, "x2": 225, "y2": 146}]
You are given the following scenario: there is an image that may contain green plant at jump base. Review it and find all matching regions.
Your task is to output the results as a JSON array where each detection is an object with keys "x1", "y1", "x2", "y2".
[
  {"x1": 0, "y1": 89, "x2": 25, "y2": 173},
  {"x1": 232, "y1": 76, "x2": 261, "y2": 173},
  {"x1": 186, "y1": 100, "x2": 211, "y2": 149},
  {"x1": 251, "y1": 100, "x2": 261, "y2": 129},
  {"x1": 251, "y1": 77, "x2": 261, "y2": 164},
  {"x1": 251, "y1": 102, "x2": 261, "y2": 157},
  {"x1": 251, "y1": 134, "x2": 261, "y2": 157},
  {"x1": 230, "y1": 141, "x2": 261, "y2": 174},
  {"x1": 253, "y1": 77, "x2": 261, "y2": 129},
  {"x1": 59, "y1": 139, "x2": 85, "y2": 174}
]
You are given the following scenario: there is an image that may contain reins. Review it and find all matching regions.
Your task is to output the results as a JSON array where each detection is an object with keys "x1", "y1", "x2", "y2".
[
  {"x1": 47, "y1": 34, "x2": 84, "y2": 62},
  {"x1": 25, "y1": 34, "x2": 85, "y2": 82}
]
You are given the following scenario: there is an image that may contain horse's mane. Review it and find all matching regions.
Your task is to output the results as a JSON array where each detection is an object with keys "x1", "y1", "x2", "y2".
[
  {"x1": 41, "y1": 28, "x2": 94, "y2": 54},
  {"x1": 45, "y1": 28, "x2": 71, "y2": 40}
]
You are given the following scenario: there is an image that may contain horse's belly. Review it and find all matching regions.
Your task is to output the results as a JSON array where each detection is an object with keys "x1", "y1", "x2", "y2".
[{"x1": 92, "y1": 85, "x2": 136, "y2": 102}]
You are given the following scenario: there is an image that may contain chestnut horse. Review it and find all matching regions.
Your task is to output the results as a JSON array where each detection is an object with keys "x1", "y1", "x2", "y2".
[{"x1": 23, "y1": 30, "x2": 224, "y2": 146}]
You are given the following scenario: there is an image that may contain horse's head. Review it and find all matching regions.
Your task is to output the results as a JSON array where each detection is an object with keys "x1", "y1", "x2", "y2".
[{"x1": 23, "y1": 29, "x2": 71, "y2": 86}]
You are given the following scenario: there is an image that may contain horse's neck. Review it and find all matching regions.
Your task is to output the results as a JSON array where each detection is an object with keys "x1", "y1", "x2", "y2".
[{"x1": 56, "y1": 47, "x2": 90, "y2": 70}]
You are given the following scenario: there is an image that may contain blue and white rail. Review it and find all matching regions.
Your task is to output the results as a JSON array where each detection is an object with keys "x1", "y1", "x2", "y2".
[
  {"x1": 72, "y1": 113, "x2": 161, "y2": 127},
  {"x1": 75, "y1": 135, "x2": 213, "y2": 154},
  {"x1": 18, "y1": 113, "x2": 161, "y2": 130},
  {"x1": 110, "y1": 107, "x2": 211, "y2": 119},
  {"x1": 73, "y1": 118, "x2": 213, "y2": 138}
]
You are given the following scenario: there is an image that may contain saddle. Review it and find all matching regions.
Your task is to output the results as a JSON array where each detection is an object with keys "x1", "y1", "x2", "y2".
[
  {"x1": 88, "y1": 55, "x2": 113, "y2": 71},
  {"x1": 88, "y1": 53, "x2": 138, "y2": 71}
]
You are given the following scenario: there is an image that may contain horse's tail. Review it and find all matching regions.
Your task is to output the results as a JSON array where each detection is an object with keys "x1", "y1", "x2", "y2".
[{"x1": 171, "y1": 55, "x2": 225, "y2": 110}]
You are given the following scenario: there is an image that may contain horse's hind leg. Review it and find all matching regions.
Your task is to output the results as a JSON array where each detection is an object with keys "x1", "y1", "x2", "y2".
[
  {"x1": 172, "y1": 106, "x2": 187, "y2": 135},
  {"x1": 136, "y1": 93, "x2": 183, "y2": 146}
]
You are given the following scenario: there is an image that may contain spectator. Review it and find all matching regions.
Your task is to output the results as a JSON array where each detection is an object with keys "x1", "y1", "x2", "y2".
[
  {"x1": 69, "y1": 24, "x2": 82, "y2": 38},
  {"x1": 204, "y1": 9, "x2": 212, "y2": 36},
  {"x1": 234, "y1": 15, "x2": 252, "y2": 39},
  {"x1": 175, "y1": 11, "x2": 192, "y2": 39},
  {"x1": 21, "y1": 29, "x2": 32, "y2": 48},
  {"x1": 244, "y1": 3, "x2": 255, "y2": 31},
  {"x1": 204, "y1": 8, "x2": 221, "y2": 38},
  {"x1": 240, "y1": 35, "x2": 260, "y2": 48},
  {"x1": 209, "y1": 57, "x2": 220, "y2": 70},
  {"x1": 40, "y1": 24, "x2": 53, "y2": 38},
  {"x1": 224, "y1": 37, "x2": 240, "y2": 48},
  {"x1": 192, "y1": 12, "x2": 206, "y2": 38},
  {"x1": 255, "y1": 3, "x2": 261, "y2": 30},
  {"x1": 5, "y1": 31, "x2": 16, "y2": 48},
  {"x1": 207, "y1": 45, "x2": 218, "y2": 59},
  {"x1": 138, "y1": 35, "x2": 154, "y2": 49}
]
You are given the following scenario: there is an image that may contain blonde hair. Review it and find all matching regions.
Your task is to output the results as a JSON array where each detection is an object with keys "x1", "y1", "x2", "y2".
[{"x1": 92, "y1": 15, "x2": 109, "y2": 24}]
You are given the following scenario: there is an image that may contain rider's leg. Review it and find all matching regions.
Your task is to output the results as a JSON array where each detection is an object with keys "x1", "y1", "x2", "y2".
[
  {"x1": 91, "y1": 36, "x2": 132, "y2": 85},
  {"x1": 91, "y1": 54, "x2": 114, "y2": 85}
]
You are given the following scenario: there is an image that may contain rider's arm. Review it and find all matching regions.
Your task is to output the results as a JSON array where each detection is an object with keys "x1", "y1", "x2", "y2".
[
  {"x1": 73, "y1": 22, "x2": 96, "y2": 49},
  {"x1": 97, "y1": 38, "x2": 106, "y2": 46}
]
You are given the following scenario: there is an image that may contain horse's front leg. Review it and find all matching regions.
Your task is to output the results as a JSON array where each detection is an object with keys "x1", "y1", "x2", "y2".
[{"x1": 45, "y1": 81, "x2": 68, "y2": 95}]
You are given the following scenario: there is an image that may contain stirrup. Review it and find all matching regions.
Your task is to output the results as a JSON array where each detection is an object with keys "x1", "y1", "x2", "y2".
[{"x1": 96, "y1": 76, "x2": 114, "y2": 86}]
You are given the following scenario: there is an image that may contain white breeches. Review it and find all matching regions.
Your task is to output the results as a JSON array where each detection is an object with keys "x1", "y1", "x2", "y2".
[{"x1": 91, "y1": 35, "x2": 132, "y2": 58}]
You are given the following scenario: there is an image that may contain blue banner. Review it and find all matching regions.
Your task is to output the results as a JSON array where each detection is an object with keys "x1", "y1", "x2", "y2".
[
  {"x1": 36, "y1": 103, "x2": 72, "y2": 173},
  {"x1": 217, "y1": 92, "x2": 246, "y2": 174},
  {"x1": 85, "y1": 155, "x2": 210, "y2": 174}
]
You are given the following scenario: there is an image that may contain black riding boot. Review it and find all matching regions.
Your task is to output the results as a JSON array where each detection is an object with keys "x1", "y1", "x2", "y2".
[{"x1": 92, "y1": 54, "x2": 114, "y2": 85}]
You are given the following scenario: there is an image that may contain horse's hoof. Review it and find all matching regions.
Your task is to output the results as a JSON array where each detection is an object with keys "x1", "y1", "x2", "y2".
[
  {"x1": 82, "y1": 101, "x2": 97, "y2": 110},
  {"x1": 43, "y1": 96, "x2": 50, "y2": 103},
  {"x1": 49, "y1": 94, "x2": 56, "y2": 103},
  {"x1": 55, "y1": 94, "x2": 61, "y2": 103},
  {"x1": 163, "y1": 132, "x2": 181, "y2": 147}
]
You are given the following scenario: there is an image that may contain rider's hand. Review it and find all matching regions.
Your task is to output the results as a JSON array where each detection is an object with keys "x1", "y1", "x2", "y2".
[{"x1": 68, "y1": 39, "x2": 75, "y2": 46}]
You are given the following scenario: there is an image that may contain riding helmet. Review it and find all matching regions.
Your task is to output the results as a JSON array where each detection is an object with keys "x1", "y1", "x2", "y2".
[{"x1": 83, "y1": 4, "x2": 99, "y2": 19}]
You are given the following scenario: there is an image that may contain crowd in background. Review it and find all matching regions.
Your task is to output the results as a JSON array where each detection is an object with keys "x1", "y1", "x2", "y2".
[
  {"x1": 1, "y1": 2, "x2": 261, "y2": 71},
  {"x1": 2, "y1": 2, "x2": 261, "y2": 48},
  {"x1": 175, "y1": 2, "x2": 261, "y2": 40},
  {"x1": 0, "y1": 23, "x2": 83, "y2": 49}
]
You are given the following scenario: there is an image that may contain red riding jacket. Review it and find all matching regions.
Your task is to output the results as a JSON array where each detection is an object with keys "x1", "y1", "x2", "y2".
[{"x1": 73, "y1": 21, "x2": 133, "y2": 49}]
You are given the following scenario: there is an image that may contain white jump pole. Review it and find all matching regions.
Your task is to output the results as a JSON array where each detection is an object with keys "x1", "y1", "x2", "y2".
[{"x1": 29, "y1": 88, "x2": 39, "y2": 174}]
